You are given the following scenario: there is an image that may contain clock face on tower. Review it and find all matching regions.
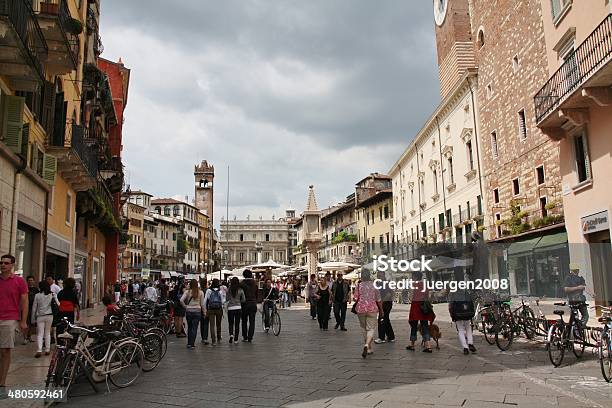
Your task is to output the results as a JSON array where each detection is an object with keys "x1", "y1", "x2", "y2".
[{"x1": 434, "y1": 0, "x2": 448, "y2": 26}]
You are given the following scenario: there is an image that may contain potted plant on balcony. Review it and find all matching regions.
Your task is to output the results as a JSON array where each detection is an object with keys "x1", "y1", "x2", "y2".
[{"x1": 64, "y1": 18, "x2": 83, "y2": 35}]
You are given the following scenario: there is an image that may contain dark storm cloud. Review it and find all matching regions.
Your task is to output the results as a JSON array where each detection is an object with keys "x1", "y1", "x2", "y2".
[{"x1": 100, "y1": 1, "x2": 439, "y2": 224}]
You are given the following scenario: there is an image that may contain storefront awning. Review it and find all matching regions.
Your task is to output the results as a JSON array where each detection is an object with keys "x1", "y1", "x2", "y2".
[
  {"x1": 534, "y1": 231, "x2": 568, "y2": 252},
  {"x1": 507, "y1": 236, "x2": 542, "y2": 256}
]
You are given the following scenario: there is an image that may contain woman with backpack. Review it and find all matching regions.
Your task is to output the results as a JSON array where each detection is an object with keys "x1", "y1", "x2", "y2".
[
  {"x1": 406, "y1": 271, "x2": 435, "y2": 353},
  {"x1": 31, "y1": 281, "x2": 57, "y2": 357},
  {"x1": 180, "y1": 279, "x2": 205, "y2": 349},
  {"x1": 226, "y1": 277, "x2": 245, "y2": 343},
  {"x1": 448, "y1": 289, "x2": 477, "y2": 355},
  {"x1": 203, "y1": 278, "x2": 224, "y2": 345}
]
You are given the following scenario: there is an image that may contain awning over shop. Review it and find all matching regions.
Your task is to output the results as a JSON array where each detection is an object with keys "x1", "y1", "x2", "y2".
[
  {"x1": 507, "y1": 236, "x2": 542, "y2": 256},
  {"x1": 533, "y1": 231, "x2": 568, "y2": 252}
]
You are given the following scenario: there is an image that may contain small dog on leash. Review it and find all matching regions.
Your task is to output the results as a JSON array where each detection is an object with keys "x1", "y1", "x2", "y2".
[{"x1": 418, "y1": 322, "x2": 441, "y2": 349}]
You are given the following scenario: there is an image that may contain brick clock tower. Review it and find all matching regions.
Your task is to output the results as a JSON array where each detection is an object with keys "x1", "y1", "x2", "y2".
[
  {"x1": 433, "y1": 0, "x2": 475, "y2": 98},
  {"x1": 194, "y1": 160, "x2": 214, "y2": 220}
]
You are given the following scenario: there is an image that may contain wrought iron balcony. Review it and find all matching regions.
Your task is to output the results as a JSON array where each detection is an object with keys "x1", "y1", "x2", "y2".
[
  {"x1": 35, "y1": 0, "x2": 80, "y2": 75},
  {"x1": 47, "y1": 124, "x2": 98, "y2": 191},
  {"x1": 535, "y1": 14, "x2": 612, "y2": 126},
  {"x1": 0, "y1": 0, "x2": 47, "y2": 91}
]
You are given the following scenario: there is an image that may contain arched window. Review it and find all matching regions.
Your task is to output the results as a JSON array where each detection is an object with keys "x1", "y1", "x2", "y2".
[
  {"x1": 173, "y1": 205, "x2": 180, "y2": 216},
  {"x1": 164, "y1": 206, "x2": 170, "y2": 216},
  {"x1": 477, "y1": 28, "x2": 485, "y2": 49}
]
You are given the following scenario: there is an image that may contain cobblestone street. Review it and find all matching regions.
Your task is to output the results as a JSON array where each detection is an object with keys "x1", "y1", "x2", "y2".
[{"x1": 59, "y1": 304, "x2": 612, "y2": 408}]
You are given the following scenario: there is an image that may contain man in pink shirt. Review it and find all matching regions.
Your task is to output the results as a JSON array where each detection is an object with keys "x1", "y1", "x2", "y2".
[{"x1": 0, "y1": 254, "x2": 28, "y2": 397}]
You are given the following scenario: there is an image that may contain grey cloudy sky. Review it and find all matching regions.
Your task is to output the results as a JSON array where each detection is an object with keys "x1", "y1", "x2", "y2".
[{"x1": 100, "y1": 0, "x2": 440, "y2": 228}]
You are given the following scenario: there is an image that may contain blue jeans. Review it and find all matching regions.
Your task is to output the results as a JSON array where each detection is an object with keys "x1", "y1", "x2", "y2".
[
  {"x1": 409, "y1": 320, "x2": 430, "y2": 342},
  {"x1": 186, "y1": 311, "x2": 201, "y2": 346}
]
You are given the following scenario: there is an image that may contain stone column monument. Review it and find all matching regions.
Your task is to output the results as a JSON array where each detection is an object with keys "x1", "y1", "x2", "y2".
[{"x1": 302, "y1": 185, "x2": 322, "y2": 278}]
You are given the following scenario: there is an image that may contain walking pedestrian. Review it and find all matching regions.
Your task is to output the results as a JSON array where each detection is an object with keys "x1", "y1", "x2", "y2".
[
  {"x1": 144, "y1": 282, "x2": 158, "y2": 302},
  {"x1": 25, "y1": 276, "x2": 39, "y2": 343},
  {"x1": 306, "y1": 274, "x2": 318, "y2": 320},
  {"x1": 180, "y1": 279, "x2": 204, "y2": 349},
  {"x1": 199, "y1": 279, "x2": 209, "y2": 344},
  {"x1": 32, "y1": 281, "x2": 56, "y2": 358},
  {"x1": 375, "y1": 271, "x2": 395, "y2": 343},
  {"x1": 448, "y1": 289, "x2": 477, "y2": 355},
  {"x1": 332, "y1": 272, "x2": 350, "y2": 331},
  {"x1": 325, "y1": 272, "x2": 333, "y2": 320},
  {"x1": 204, "y1": 279, "x2": 224, "y2": 345},
  {"x1": 354, "y1": 268, "x2": 383, "y2": 358},
  {"x1": 240, "y1": 269, "x2": 258, "y2": 343},
  {"x1": 172, "y1": 279, "x2": 186, "y2": 338},
  {"x1": 127, "y1": 280, "x2": 134, "y2": 301},
  {"x1": 0, "y1": 255, "x2": 28, "y2": 399},
  {"x1": 56, "y1": 278, "x2": 80, "y2": 335},
  {"x1": 315, "y1": 276, "x2": 332, "y2": 330},
  {"x1": 227, "y1": 277, "x2": 245, "y2": 344},
  {"x1": 406, "y1": 271, "x2": 434, "y2": 353},
  {"x1": 262, "y1": 279, "x2": 279, "y2": 332},
  {"x1": 113, "y1": 281, "x2": 121, "y2": 304}
]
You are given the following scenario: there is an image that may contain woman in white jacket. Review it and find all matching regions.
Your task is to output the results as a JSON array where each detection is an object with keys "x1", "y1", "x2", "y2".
[{"x1": 31, "y1": 281, "x2": 57, "y2": 357}]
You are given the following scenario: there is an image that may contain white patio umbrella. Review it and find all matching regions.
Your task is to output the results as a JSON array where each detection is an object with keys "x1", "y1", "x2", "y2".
[
  {"x1": 247, "y1": 259, "x2": 291, "y2": 270},
  {"x1": 317, "y1": 261, "x2": 361, "y2": 271}
]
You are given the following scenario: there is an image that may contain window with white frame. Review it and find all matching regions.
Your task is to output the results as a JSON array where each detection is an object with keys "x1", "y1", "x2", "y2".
[
  {"x1": 447, "y1": 157, "x2": 454, "y2": 184},
  {"x1": 574, "y1": 132, "x2": 591, "y2": 183},
  {"x1": 550, "y1": 0, "x2": 571, "y2": 23},
  {"x1": 466, "y1": 140, "x2": 474, "y2": 170}
]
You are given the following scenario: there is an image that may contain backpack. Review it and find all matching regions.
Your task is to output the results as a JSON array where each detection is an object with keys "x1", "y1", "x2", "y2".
[
  {"x1": 207, "y1": 289, "x2": 222, "y2": 310},
  {"x1": 451, "y1": 300, "x2": 475, "y2": 321}
]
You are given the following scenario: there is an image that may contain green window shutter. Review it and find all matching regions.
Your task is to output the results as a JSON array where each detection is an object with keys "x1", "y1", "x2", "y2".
[
  {"x1": 2, "y1": 95, "x2": 25, "y2": 154},
  {"x1": 21, "y1": 123, "x2": 30, "y2": 159},
  {"x1": 42, "y1": 153, "x2": 57, "y2": 185}
]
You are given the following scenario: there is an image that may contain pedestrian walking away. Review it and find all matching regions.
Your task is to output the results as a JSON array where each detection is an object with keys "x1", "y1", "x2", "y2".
[
  {"x1": 227, "y1": 277, "x2": 245, "y2": 343},
  {"x1": 332, "y1": 272, "x2": 350, "y2": 331},
  {"x1": 204, "y1": 279, "x2": 224, "y2": 345},
  {"x1": 354, "y1": 268, "x2": 383, "y2": 358},
  {"x1": 448, "y1": 288, "x2": 477, "y2": 355},
  {"x1": 407, "y1": 271, "x2": 435, "y2": 353},
  {"x1": 56, "y1": 278, "x2": 80, "y2": 335},
  {"x1": 240, "y1": 269, "x2": 258, "y2": 343},
  {"x1": 315, "y1": 277, "x2": 332, "y2": 330},
  {"x1": 181, "y1": 279, "x2": 205, "y2": 349},
  {"x1": 172, "y1": 279, "x2": 187, "y2": 338},
  {"x1": 31, "y1": 281, "x2": 57, "y2": 358},
  {"x1": 25, "y1": 275, "x2": 39, "y2": 344},
  {"x1": 306, "y1": 274, "x2": 319, "y2": 320},
  {"x1": 375, "y1": 271, "x2": 395, "y2": 344}
]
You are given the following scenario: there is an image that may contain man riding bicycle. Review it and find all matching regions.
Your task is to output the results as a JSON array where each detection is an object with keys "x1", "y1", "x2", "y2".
[{"x1": 262, "y1": 279, "x2": 279, "y2": 332}]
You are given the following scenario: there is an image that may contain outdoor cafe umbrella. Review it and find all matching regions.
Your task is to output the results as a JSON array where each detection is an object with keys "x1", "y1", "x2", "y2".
[
  {"x1": 317, "y1": 261, "x2": 361, "y2": 271},
  {"x1": 246, "y1": 259, "x2": 291, "y2": 270}
]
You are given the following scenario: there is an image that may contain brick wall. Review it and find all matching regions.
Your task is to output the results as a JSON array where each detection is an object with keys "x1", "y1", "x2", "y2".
[{"x1": 468, "y1": 0, "x2": 563, "y2": 237}]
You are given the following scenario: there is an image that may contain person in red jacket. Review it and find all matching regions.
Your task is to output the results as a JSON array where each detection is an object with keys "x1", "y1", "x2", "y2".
[{"x1": 406, "y1": 271, "x2": 435, "y2": 353}]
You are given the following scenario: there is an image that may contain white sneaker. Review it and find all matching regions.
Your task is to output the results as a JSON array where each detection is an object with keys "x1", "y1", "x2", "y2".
[{"x1": 374, "y1": 338, "x2": 386, "y2": 344}]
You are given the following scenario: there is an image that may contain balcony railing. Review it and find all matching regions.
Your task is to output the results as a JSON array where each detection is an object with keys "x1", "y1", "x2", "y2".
[
  {"x1": 535, "y1": 14, "x2": 612, "y2": 123},
  {"x1": 71, "y1": 125, "x2": 98, "y2": 179},
  {"x1": 0, "y1": 0, "x2": 48, "y2": 81}
]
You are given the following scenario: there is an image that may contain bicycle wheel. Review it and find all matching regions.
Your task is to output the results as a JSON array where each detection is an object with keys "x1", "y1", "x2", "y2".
[
  {"x1": 107, "y1": 340, "x2": 144, "y2": 388},
  {"x1": 521, "y1": 307, "x2": 537, "y2": 340},
  {"x1": 495, "y1": 318, "x2": 514, "y2": 351},
  {"x1": 548, "y1": 323, "x2": 565, "y2": 367},
  {"x1": 272, "y1": 311, "x2": 281, "y2": 336},
  {"x1": 572, "y1": 324, "x2": 586, "y2": 359},
  {"x1": 141, "y1": 333, "x2": 163, "y2": 372},
  {"x1": 482, "y1": 319, "x2": 495, "y2": 345},
  {"x1": 146, "y1": 328, "x2": 167, "y2": 358},
  {"x1": 45, "y1": 347, "x2": 63, "y2": 388},
  {"x1": 600, "y1": 330, "x2": 612, "y2": 382}
]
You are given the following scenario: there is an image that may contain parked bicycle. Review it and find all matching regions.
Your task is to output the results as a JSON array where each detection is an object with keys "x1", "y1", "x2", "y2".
[
  {"x1": 547, "y1": 302, "x2": 587, "y2": 367},
  {"x1": 596, "y1": 305, "x2": 612, "y2": 382}
]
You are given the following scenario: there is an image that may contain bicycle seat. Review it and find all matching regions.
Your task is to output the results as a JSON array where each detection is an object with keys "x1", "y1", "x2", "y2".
[
  {"x1": 554, "y1": 302, "x2": 567, "y2": 306},
  {"x1": 553, "y1": 309, "x2": 565, "y2": 316}
]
